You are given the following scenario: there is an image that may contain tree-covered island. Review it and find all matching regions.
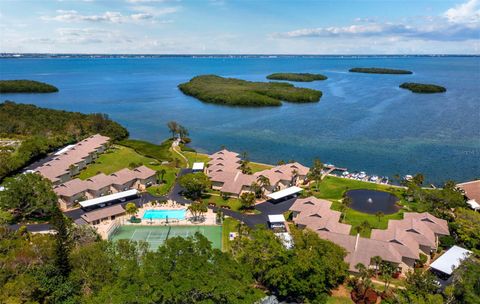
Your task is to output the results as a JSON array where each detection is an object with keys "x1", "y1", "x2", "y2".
[
  {"x1": 400, "y1": 82, "x2": 447, "y2": 93},
  {"x1": 266, "y1": 72, "x2": 328, "y2": 82},
  {"x1": 0, "y1": 80, "x2": 59, "y2": 93},
  {"x1": 178, "y1": 75, "x2": 322, "y2": 106},
  {"x1": 349, "y1": 67, "x2": 413, "y2": 74}
]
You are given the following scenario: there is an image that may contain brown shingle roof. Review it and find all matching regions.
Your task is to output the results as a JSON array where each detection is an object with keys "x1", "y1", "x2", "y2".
[
  {"x1": 34, "y1": 134, "x2": 110, "y2": 182},
  {"x1": 254, "y1": 162, "x2": 310, "y2": 185},
  {"x1": 457, "y1": 180, "x2": 480, "y2": 203},
  {"x1": 290, "y1": 196, "x2": 449, "y2": 272},
  {"x1": 81, "y1": 204, "x2": 125, "y2": 223},
  {"x1": 54, "y1": 166, "x2": 156, "y2": 198}
]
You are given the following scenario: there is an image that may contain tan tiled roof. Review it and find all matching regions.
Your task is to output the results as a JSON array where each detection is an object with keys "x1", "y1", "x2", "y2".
[
  {"x1": 290, "y1": 196, "x2": 449, "y2": 272},
  {"x1": 210, "y1": 149, "x2": 239, "y2": 159},
  {"x1": 35, "y1": 134, "x2": 110, "y2": 181},
  {"x1": 254, "y1": 162, "x2": 310, "y2": 185},
  {"x1": 403, "y1": 212, "x2": 449, "y2": 236},
  {"x1": 54, "y1": 166, "x2": 156, "y2": 198},
  {"x1": 457, "y1": 180, "x2": 480, "y2": 203},
  {"x1": 210, "y1": 171, "x2": 256, "y2": 195},
  {"x1": 81, "y1": 204, "x2": 125, "y2": 223},
  {"x1": 53, "y1": 178, "x2": 88, "y2": 197},
  {"x1": 85, "y1": 173, "x2": 113, "y2": 190}
]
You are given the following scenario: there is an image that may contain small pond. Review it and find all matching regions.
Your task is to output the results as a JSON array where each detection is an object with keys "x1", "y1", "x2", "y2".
[{"x1": 345, "y1": 189, "x2": 399, "y2": 215}]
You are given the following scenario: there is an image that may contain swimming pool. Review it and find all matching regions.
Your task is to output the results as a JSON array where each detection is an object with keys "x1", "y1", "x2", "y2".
[{"x1": 143, "y1": 209, "x2": 187, "y2": 220}]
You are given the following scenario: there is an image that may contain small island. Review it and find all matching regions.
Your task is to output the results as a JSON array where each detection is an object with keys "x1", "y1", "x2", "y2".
[
  {"x1": 266, "y1": 73, "x2": 328, "y2": 82},
  {"x1": 399, "y1": 82, "x2": 446, "y2": 93},
  {"x1": 0, "y1": 80, "x2": 59, "y2": 93},
  {"x1": 178, "y1": 75, "x2": 322, "y2": 106},
  {"x1": 349, "y1": 67, "x2": 413, "y2": 74}
]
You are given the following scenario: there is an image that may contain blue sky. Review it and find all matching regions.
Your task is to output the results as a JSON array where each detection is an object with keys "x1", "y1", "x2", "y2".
[{"x1": 0, "y1": 0, "x2": 479, "y2": 54}]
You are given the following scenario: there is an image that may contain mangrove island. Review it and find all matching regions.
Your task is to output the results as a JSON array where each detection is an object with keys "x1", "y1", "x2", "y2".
[
  {"x1": 266, "y1": 73, "x2": 328, "y2": 82},
  {"x1": 178, "y1": 75, "x2": 322, "y2": 106},
  {"x1": 0, "y1": 80, "x2": 59, "y2": 93},
  {"x1": 349, "y1": 67, "x2": 413, "y2": 74},
  {"x1": 400, "y1": 82, "x2": 447, "y2": 93}
]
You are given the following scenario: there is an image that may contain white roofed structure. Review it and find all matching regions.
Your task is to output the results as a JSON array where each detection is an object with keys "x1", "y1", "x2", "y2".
[
  {"x1": 79, "y1": 189, "x2": 138, "y2": 208},
  {"x1": 429, "y1": 245, "x2": 472, "y2": 275},
  {"x1": 268, "y1": 214, "x2": 286, "y2": 223},
  {"x1": 267, "y1": 186, "x2": 303, "y2": 201},
  {"x1": 192, "y1": 162, "x2": 205, "y2": 171}
]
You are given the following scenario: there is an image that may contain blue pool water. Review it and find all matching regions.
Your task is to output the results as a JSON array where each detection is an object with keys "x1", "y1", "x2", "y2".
[
  {"x1": 0, "y1": 55, "x2": 479, "y2": 184},
  {"x1": 143, "y1": 209, "x2": 187, "y2": 220}
]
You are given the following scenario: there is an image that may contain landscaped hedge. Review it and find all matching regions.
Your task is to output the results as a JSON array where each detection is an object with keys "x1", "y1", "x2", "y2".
[
  {"x1": 349, "y1": 68, "x2": 413, "y2": 74},
  {"x1": 178, "y1": 75, "x2": 322, "y2": 106},
  {"x1": 266, "y1": 73, "x2": 328, "y2": 82},
  {"x1": 0, "y1": 80, "x2": 59, "y2": 93},
  {"x1": 399, "y1": 82, "x2": 446, "y2": 93}
]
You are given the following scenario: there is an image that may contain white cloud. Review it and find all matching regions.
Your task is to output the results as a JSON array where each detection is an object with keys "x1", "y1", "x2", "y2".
[
  {"x1": 54, "y1": 28, "x2": 134, "y2": 44},
  {"x1": 273, "y1": 0, "x2": 480, "y2": 42},
  {"x1": 130, "y1": 5, "x2": 180, "y2": 15},
  {"x1": 444, "y1": 0, "x2": 480, "y2": 23},
  {"x1": 41, "y1": 6, "x2": 179, "y2": 23}
]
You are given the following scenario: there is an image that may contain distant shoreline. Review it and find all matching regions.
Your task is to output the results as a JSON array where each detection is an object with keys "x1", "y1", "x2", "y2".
[{"x1": 1, "y1": 53, "x2": 479, "y2": 59}]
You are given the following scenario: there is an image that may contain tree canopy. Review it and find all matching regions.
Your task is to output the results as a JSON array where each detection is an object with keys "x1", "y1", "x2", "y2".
[
  {"x1": 178, "y1": 172, "x2": 211, "y2": 200},
  {"x1": 0, "y1": 101, "x2": 128, "y2": 181},
  {"x1": 231, "y1": 226, "x2": 348, "y2": 303},
  {"x1": 349, "y1": 67, "x2": 412, "y2": 74},
  {"x1": 0, "y1": 227, "x2": 262, "y2": 304},
  {"x1": 266, "y1": 73, "x2": 328, "y2": 82},
  {"x1": 0, "y1": 80, "x2": 59, "y2": 93},
  {"x1": 400, "y1": 82, "x2": 446, "y2": 93},
  {"x1": 178, "y1": 75, "x2": 322, "y2": 107},
  {"x1": 0, "y1": 173, "x2": 57, "y2": 222}
]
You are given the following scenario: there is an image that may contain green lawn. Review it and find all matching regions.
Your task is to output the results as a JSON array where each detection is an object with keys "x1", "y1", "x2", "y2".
[
  {"x1": 249, "y1": 161, "x2": 273, "y2": 173},
  {"x1": 312, "y1": 175, "x2": 404, "y2": 200},
  {"x1": 222, "y1": 217, "x2": 240, "y2": 251},
  {"x1": 117, "y1": 138, "x2": 174, "y2": 161},
  {"x1": 203, "y1": 192, "x2": 243, "y2": 211},
  {"x1": 184, "y1": 151, "x2": 210, "y2": 168},
  {"x1": 146, "y1": 168, "x2": 178, "y2": 196},
  {"x1": 331, "y1": 199, "x2": 404, "y2": 237},
  {"x1": 76, "y1": 145, "x2": 178, "y2": 195},
  {"x1": 311, "y1": 176, "x2": 408, "y2": 237}
]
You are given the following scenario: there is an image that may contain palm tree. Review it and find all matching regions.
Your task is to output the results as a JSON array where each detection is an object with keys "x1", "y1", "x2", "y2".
[
  {"x1": 257, "y1": 175, "x2": 271, "y2": 197},
  {"x1": 340, "y1": 195, "x2": 352, "y2": 222},
  {"x1": 307, "y1": 158, "x2": 323, "y2": 191},
  {"x1": 375, "y1": 211, "x2": 384, "y2": 222},
  {"x1": 125, "y1": 202, "x2": 138, "y2": 217},
  {"x1": 250, "y1": 182, "x2": 262, "y2": 199},
  {"x1": 339, "y1": 204, "x2": 347, "y2": 223},
  {"x1": 178, "y1": 125, "x2": 189, "y2": 142},
  {"x1": 239, "y1": 151, "x2": 251, "y2": 174},
  {"x1": 167, "y1": 121, "x2": 179, "y2": 139},
  {"x1": 290, "y1": 169, "x2": 298, "y2": 186},
  {"x1": 379, "y1": 262, "x2": 396, "y2": 293},
  {"x1": 371, "y1": 256, "x2": 383, "y2": 277},
  {"x1": 360, "y1": 220, "x2": 370, "y2": 233},
  {"x1": 157, "y1": 169, "x2": 166, "y2": 183}
]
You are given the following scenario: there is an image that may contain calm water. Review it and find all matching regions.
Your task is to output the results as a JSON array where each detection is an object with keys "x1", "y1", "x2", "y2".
[
  {"x1": 1, "y1": 56, "x2": 479, "y2": 184},
  {"x1": 346, "y1": 189, "x2": 399, "y2": 215},
  {"x1": 143, "y1": 209, "x2": 186, "y2": 220}
]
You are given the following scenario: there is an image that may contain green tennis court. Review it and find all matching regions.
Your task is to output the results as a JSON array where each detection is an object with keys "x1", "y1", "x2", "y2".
[{"x1": 109, "y1": 225, "x2": 222, "y2": 250}]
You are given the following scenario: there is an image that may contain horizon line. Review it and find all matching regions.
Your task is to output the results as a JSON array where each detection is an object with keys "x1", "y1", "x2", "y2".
[{"x1": 1, "y1": 52, "x2": 479, "y2": 57}]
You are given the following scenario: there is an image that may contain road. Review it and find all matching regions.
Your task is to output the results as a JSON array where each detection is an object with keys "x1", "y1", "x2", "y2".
[{"x1": 9, "y1": 166, "x2": 297, "y2": 232}]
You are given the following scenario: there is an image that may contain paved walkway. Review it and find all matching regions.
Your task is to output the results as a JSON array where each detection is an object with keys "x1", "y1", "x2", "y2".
[
  {"x1": 171, "y1": 139, "x2": 189, "y2": 168},
  {"x1": 211, "y1": 197, "x2": 297, "y2": 228}
]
